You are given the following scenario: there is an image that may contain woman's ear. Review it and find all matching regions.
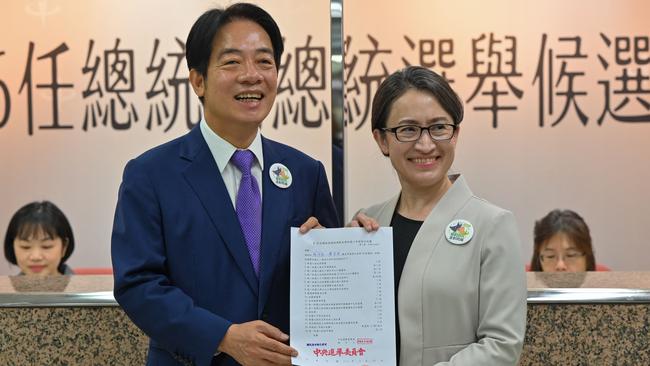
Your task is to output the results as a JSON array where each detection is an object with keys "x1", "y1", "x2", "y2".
[
  {"x1": 61, "y1": 238, "x2": 69, "y2": 257},
  {"x1": 372, "y1": 129, "x2": 390, "y2": 157},
  {"x1": 451, "y1": 125, "x2": 461, "y2": 144}
]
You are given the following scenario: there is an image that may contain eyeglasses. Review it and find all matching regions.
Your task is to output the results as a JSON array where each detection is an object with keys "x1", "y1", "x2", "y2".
[
  {"x1": 539, "y1": 251, "x2": 585, "y2": 265},
  {"x1": 381, "y1": 124, "x2": 457, "y2": 142}
]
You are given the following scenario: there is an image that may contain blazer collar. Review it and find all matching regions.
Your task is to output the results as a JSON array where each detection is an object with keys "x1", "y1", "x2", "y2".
[
  {"x1": 180, "y1": 130, "x2": 293, "y2": 312},
  {"x1": 257, "y1": 137, "x2": 292, "y2": 315},
  {"x1": 374, "y1": 174, "x2": 472, "y2": 227},
  {"x1": 373, "y1": 175, "x2": 475, "y2": 277},
  {"x1": 383, "y1": 174, "x2": 473, "y2": 365},
  {"x1": 411, "y1": 174, "x2": 473, "y2": 247},
  {"x1": 181, "y1": 126, "x2": 260, "y2": 295},
  {"x1": 199, "y1": 120, "x2": 264, "y2": 174}
]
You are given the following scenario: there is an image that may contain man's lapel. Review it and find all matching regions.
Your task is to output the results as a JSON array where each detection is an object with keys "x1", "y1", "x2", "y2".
[
  {"x1": 258, "y1": 137, "x2": 292, "y2": 314},
  {"x1": 180, "y1": 127, "x2": 259, "y2": 295}
]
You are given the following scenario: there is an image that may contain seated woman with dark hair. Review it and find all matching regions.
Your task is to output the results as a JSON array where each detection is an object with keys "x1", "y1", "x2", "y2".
[
  {"x1": 530, "y1": 209, "x2": 599, "y2": 272},
  {"x1": 4, "y1": 201, "x2": 75, "y2": 276}
]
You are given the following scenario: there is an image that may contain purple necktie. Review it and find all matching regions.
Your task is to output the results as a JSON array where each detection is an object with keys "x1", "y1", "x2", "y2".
[{"x1": 231, "y1": 150, "x2": 262, "y2": 277}]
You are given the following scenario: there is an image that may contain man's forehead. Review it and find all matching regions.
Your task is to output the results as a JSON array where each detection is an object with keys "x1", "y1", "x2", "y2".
[{"x1": 212, "y1": 19, "x2": 273, "y2": 48}]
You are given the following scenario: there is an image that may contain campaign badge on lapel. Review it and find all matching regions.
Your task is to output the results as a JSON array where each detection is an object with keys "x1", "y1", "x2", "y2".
[
  {"x1": 445, "y1": 219, "x2": 474, "y2": 245},
  {"x1": 269, "y1": 163, "x2": 292, "y2": 188}
]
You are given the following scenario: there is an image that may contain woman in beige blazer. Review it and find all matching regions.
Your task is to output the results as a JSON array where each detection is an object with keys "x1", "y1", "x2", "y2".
[{"x1": 352, "y1": 66, "x2": 527, "y2": 365}]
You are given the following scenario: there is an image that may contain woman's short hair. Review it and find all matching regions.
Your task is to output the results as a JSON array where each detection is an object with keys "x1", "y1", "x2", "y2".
[
  {"x1": 371, "y1": 65, "x2": 464, "y2": 132},
  {"x1": 530, "y1": 209, "x2": 596, "y2": 271},
  {"x1": 4, "y1": 201, "x2": 75, "y2": 273}
]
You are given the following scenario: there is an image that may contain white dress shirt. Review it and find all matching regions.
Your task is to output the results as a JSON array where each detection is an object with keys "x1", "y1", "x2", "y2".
[{"x1": 200, "y1": 119, "x2": 264, "y2": 208}]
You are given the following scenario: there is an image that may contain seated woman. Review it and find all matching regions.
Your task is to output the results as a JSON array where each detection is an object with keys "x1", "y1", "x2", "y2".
[
  {"x1": 530, "y1": 209, "x2": 597, "y2": 272},
  {"x1": 4, "y1": 201, "x2": 75, "y2": 276}
]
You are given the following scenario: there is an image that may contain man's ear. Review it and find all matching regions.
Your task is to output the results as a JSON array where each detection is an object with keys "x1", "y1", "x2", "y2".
[
  {"x1": 372, "y1": 129, "x2": 390, "y2": 157},
  {"x1": 189, "y1": 69, "x2": 205, "y2": 98}
]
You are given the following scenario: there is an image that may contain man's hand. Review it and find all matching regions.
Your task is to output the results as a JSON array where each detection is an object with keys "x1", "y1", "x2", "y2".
[
  {"x1": 218, "y1": 320, "x2": 298, "y2": 366},
  {"x1": 299, "y1": 216, "x2": 324, "y2": 234},
  {"x1": 348, "y1": 212, "x2": 380, "y2": 232}
]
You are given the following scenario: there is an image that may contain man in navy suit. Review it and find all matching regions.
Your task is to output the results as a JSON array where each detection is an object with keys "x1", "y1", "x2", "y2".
[{"x1": 111, "y1": 3, "x2": 339, "y2": 365}]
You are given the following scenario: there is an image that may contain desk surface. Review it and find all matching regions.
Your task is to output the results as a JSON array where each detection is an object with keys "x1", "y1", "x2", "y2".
[
  {"x1": 2, "y1": 273, "x2": 649, "y2": 365},
  {"x1": 2, "y1": 272, "x2": 650, "y2": 306},
  {"x1": 0, "y1": 275, "x2": 114, "y2": 307}
]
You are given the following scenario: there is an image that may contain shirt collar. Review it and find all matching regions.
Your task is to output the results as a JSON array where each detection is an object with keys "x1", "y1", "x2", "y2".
[{"x1": 200, "y1": 118, "x2": 264, "y2": 173}]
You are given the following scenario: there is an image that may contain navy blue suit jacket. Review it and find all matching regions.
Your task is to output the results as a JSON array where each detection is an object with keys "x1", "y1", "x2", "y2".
[{"x1": 111, "y1": 126, "x2": 339, "y2": 366}]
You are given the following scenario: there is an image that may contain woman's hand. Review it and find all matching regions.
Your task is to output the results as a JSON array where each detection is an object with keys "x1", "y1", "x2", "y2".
[{"x1": 347, "y1": 212, "x2": 380, "y2": 232}]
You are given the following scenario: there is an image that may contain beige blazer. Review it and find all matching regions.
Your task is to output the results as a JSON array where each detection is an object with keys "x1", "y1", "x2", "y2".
[{"x1": 361, "y1": 175, "x2": 526, "y2": 366}]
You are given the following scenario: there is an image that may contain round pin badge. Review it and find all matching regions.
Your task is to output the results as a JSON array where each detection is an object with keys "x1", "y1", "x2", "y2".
[
  {"x1": 269, "y1": 163, "x2": 292, "y2": 188},
  {"x1": 445, "y1": 219, "x2": 474, "y2": 245}
]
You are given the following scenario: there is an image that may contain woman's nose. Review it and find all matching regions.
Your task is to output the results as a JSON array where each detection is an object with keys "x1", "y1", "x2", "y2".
[
  {"x1": 555, "y1": 258, "x2": 568, "y2": 271},
  {"x1": 414, "y1": 130, "x2": 436, "y2": 150},
  {"x1": 28, "y1": 249, "x2": 44, "y2": 260}
]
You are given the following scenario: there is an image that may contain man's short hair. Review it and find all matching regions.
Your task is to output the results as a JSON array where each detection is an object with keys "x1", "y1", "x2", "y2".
[{"x1": 185, "y1": 2, "x2": 284, "y2": 77}]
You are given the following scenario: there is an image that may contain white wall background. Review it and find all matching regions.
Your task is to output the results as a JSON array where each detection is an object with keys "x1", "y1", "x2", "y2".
[
  {"x1": 344, "y1": 0, "x2": 650, "y2": 270},
  {"x1": 0, "y1": 0, "x2": 331, "y2": 275},
  {"x1": 1, "y1": 0, "x2": 648, "y2": 274}
]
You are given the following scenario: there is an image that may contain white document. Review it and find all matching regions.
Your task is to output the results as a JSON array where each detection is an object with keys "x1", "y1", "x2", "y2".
[{"x1": 290, "y1": 227, "x2": 396, "y2": 366}]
